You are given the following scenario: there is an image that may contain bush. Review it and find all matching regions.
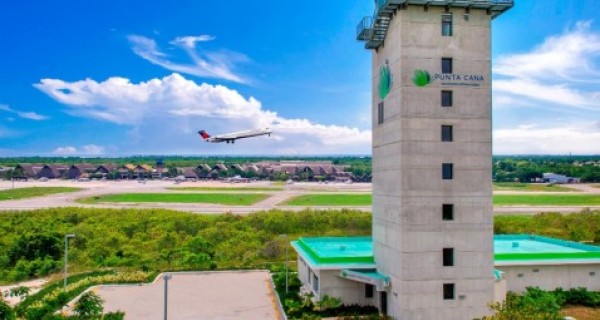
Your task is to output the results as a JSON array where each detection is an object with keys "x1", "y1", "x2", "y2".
[
  {"x1": 103, "y1": 311, "x2": 126, "y2": 320},
  {"x1": 74, "y1": 291, "x2": 104, "y2": 319},
  {"x1": 553, "y1": 287, "x2": 600, "y2": 307},
  {"x1": 0, "y1": 296, "x2": 15, "y2": 320}
]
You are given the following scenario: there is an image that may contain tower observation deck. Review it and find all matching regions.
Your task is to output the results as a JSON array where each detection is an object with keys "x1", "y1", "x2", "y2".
[{"x1": 357, "y1": 0, "x2": 513, "y2": 49}]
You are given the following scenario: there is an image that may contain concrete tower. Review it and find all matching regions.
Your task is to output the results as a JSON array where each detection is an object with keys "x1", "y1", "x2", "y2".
[{"x1": 357, "y1": 1, "x2": 513, "y2": 319}]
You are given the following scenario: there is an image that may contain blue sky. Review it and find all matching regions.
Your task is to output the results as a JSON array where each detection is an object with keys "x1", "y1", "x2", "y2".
[{"x1": 0, "y1": 0, "x2": 599, "y2": 156}]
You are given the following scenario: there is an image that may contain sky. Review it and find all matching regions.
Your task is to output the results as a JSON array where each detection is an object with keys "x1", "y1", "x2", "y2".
[{"x1": 0, "y1": 0, "x2": 599, "y2": 156}]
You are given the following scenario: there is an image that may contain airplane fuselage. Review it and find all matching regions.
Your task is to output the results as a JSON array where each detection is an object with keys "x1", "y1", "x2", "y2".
[{"x1": 199, "y1": 128, "x2": 272, "y2": 143}]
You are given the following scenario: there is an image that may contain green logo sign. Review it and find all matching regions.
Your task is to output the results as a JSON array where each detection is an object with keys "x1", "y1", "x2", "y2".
[
  {"x1": 412, "y1": 69, "x2": 432, "y2": 87},
  {"x1": 378, "y1": 65, "x2": 392, "y2": 100}
]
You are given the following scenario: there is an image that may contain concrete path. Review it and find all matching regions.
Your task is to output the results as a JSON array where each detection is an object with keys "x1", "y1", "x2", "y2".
[{"x1": 95, "y1": 271, "x2": 279, "y2": 320}]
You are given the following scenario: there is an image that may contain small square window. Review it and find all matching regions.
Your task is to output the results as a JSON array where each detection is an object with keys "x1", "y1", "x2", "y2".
[
  {"x1": 442, "y1": 204, "x2": 454, "y2": 221},
  {"x1": 442, "y1": 58, "x2": 453, "y2": 74},
  {"x1": 378, "y1": 102, "x2": 384, "y2": 125},
  {"x1": 443, "y1": 283, "x2": 455, "y2": 300},
  {"x1": 442, "y1": 91, "x2": 453, "y2": 107},
  {"x1": 442, "y1": 14, "x2": 453, "y2": 36},
  {"x1": 365, "y1": 284, "x2": 374, "y2": 298},
  {"x1": 441, "y1": 125, "x2": 453, "y2": 142},
  {"x1": 442, "y1": 163, "x2": 453, "y2": 180},
  {"x1": 443, "y1": 248, "x2": 454, "y2": 267}
]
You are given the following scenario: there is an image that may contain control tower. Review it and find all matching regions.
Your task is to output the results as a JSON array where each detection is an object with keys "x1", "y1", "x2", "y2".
[{"x1": 357, "y1": 1, "x2": 513, "y2": 318}]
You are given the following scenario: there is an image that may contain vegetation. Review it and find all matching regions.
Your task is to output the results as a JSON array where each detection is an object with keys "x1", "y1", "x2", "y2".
[
  {"x1": 0, "y1": 208, "x2": 371, "y2": 284},
  {"x1": 0, "y1": 156, "x2": 371, "y2": 168},
  {"x1": 4, "y1": 155, "x2": 600, "y2": 182},
  {"x1": 77, "y1": 193, "x2": 269, "y2": 205},
  {"x1": 283, "y1": 194, "x2": 372, "y2": 206},
  {"x1": 0, "y1": 295, "x2": 15, "y2": 320},
  {"x1": 480, "y1": 287, "x2": 600, "y2": 320},
  {"x1": 73, "y1": 291, "x2": 104, "y2": 319},
  {"x1": 494, "y1": 210, "x2": 600, "y2": 243},
  {"x1": 12, "y1": 270, "x2": 144, "y2": 319},
  {"x1": 493, "y1": 156, "x2": 600, "y2": 183},
  {"x1": 0, "y1": 187, "x2": 81, "y2": 201},
  {"x1": 168, "y1": 186, "x2": 283, "y2": 192},
  {"x1": 493, "y1": 182, "x2": 577, "y2": 192},
  {"x1": 493, "y1": 194, "x2": 600, "y2": 206}
]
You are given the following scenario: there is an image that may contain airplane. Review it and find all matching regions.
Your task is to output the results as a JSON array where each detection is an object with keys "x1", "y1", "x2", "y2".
[{"x1": 198, "y1": 128, "x2": 272, "y2": 144}]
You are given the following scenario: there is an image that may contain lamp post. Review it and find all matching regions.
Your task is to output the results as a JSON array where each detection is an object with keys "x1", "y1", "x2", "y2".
[
  {"x1": 163, "y1": 273, "x2": 172, "y2": 320},
  {"x1": 64, "y1": 234, "x2": 76, "y2": 292},
  {"x1": 281, "y1": 234, "x2": 289, "y2": 295}
]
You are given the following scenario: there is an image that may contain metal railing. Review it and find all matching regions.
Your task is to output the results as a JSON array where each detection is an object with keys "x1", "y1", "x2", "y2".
[{"x1": 356, "y1": 16, "x2": 374, "y2": 40}]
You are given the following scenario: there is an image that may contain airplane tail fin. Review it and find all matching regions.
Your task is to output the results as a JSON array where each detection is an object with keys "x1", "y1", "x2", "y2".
[{"x1": 198, "y1": 130, "x2": 211, "y2": 140}]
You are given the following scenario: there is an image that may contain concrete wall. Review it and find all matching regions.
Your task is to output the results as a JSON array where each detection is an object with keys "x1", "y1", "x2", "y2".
[
  {"x1": 494, "y1": 279, "x2": 507, "y2": 304},
  {"x1": 498, "y1": 263, "x2": 600, "y2": 292},
  {"x1": 296, "y1": 258, "x2": 375, "y2": 307},
  {"x1": 372, "y1": 5, "x2": 495, "y2": 319}
]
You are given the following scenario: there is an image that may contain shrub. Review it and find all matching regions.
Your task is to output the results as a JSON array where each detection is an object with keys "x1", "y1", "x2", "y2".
[{"x1": 74, "y1": 291, "x2": 104, "y2": 319}]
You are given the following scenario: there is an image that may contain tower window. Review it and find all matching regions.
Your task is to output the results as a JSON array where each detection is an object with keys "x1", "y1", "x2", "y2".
[
  {"x1": 441, "y1": 125, "x2": 453, "y2": 142},
  {"x1": 442, "y1": 163, "x2": 453, "y2": 180},
  {"x1": 442, "y1": 58, "x2": 453, "y2": 74},
  {"x1": 442, "y1": 14, "x2": 453, "y2": 36},
  {"x1": 313, "y1": 274, "x2": 320, "y2": 292},
  {"x1": 442, "y1": 204, "x2": 454, "y2": 221},
  {"x1": 378, "y1": 102, "x2": 384, "y2": 125},
  {"x1": 365, "y1": 284, "x2": 374, "y2": 298},
  {"x1": 441, "y1": 91, "x2": 453, "y2": 107},
  {"x1": 443, "y1": 283, "x2": 455, "y2": 300},
  {"x1": 443, "y1": 248, "x2": 455, "y2": 267}
]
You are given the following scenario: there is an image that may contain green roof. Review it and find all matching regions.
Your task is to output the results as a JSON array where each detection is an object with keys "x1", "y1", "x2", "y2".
[
  {"x1": 291, "y1": 237, "x2": 375, "y2": 269},
  {"x1": 494, "y1": 234, "x2": 600, "y2": 264},
  {"x1": 292, "y1": 235, "x2": 600, "y2": 269}
]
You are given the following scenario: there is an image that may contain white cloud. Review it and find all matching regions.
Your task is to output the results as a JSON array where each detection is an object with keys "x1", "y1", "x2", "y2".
[
  {"x1": 170, "y1": 35, "x2": 215, "y2": 49},
  {"x1": 0, "y1": 104, "x2": 48, "y2": 121},
  {"x1": 493, "y1": 122, "x2": 600, "y2": 155},
  {"x1": 35, "y1": 73, "x2": 371, "y2": 154},
  {"x1": 493, "y1": 21, "x2": 600, "y2": 111},
  {"x1": 34, "y1": 73, "x2": 265, "y2": 125},
  {"x1": 81, "y1": 144, "x2": 105, "y2": 154},
  {"x1": 53, "y1": 146, "x2": 78, "y2": 155},
  {"x1": 52, "y1": 144, "x2": 106, "y2": 155},
  {"x1": 128, "y1": 35, "x2": 246, "y2": 83}
]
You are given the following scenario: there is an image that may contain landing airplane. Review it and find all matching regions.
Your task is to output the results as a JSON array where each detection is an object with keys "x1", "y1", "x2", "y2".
[{"x1": 198, "y1": 128, "x2": 272, "y2": 144}]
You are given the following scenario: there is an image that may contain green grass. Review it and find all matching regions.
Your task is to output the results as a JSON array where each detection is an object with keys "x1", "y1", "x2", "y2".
[
  {"x1": 0, "y1": 187, "x2": 81, "y2": 201},
  {"x1": 493, "y1": 194, "x2": 600, "y2": 206},
  {"x1": 283, "y1": 194, "x2": 372, "y2": 206},
  {"x1": 79, "y1": 193, "x2": 269, "y2": 205},
  {"x1": 168, "y1": 186, "x2": 283, "y2": 192},
  {"x1": 493, "y1": 182, "x2": 577, "y2": 192}
]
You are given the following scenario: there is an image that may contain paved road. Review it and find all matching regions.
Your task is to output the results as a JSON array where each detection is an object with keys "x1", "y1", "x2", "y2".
[{"x1": 0, "y1": 180, "x2": 598, "y2": 215}]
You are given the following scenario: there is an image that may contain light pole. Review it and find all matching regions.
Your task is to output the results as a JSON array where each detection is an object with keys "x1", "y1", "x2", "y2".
[
  {"x1": 281, "y1": 234, "x2": 289, "y2": 295},
  {"x1": 163, "y1": 273, "x2": 172, "y2": 320},
  {"x1": 64, "y1": 234, "x2": 76, "y2": 292}
]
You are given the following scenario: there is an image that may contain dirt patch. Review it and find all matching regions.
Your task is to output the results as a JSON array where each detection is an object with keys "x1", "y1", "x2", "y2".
[{"x1": 561, "y1": 305, "x2": 600, "y2": 320}]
